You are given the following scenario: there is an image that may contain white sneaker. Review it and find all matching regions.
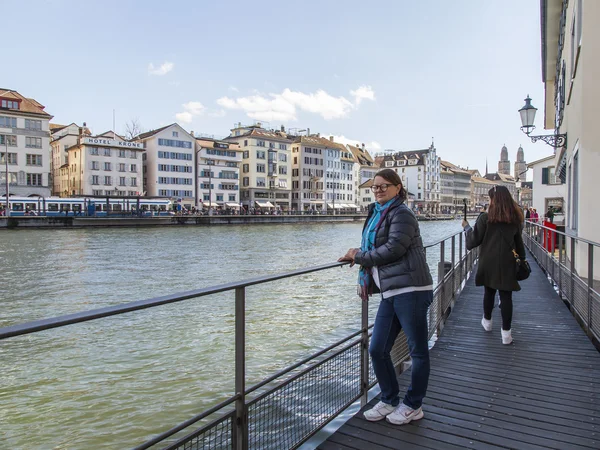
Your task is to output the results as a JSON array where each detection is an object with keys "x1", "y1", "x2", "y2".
[
  {"x1": 501, "y1": 329, "x2": 513, "y2": 345},
  {"x1": 386, "y1": 403, "x2": 424, "y2": 425},
  {"x1": 363, "y1": 401, "x2": 396, "y2": 421},
  {"x1": 481, "y1": 317, "x2": 492, "y2": 332}
]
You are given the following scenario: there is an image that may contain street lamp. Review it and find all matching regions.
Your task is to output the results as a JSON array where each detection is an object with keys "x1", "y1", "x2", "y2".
[{"x1": 518, "y1": 95, "x2": 567, "y2": 148}]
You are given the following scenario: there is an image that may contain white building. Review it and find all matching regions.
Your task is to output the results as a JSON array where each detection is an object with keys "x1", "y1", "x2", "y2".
[
  {"x1": 135, "y1": 124, "x2": 195, "y2": 206},
  {"x1": 348, "y1": 143, "x2": 376, "y2": 210},
  {"x1": 378, "y1": 143, "x2": 441, "y2": 213},
  {"x1": 195, "y1": 137, "x2": 242, "y2": 211},
  {"x1": 65, "y1": 131, "x2": 144, "y2": 197},
  {"x1": 527, "y1": 155, "x2": 566, "y2": 221},
  {"x1": 325, "y1": 139, "x2": 356, "y2": 212},
  {"x1": 358, "y1": 179, "x2": 375, "y2": 211},
  {"x1": 0, "y1": 89, "x2": 53, "y2": 197},
  {"x1": 291, "y1": 135, "x2": 329, "y2": 212}
]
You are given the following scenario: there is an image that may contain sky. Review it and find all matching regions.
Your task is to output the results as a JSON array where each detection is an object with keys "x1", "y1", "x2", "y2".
[{"x1": 3, "y1": 0, "x2": 551, "y2": 175}]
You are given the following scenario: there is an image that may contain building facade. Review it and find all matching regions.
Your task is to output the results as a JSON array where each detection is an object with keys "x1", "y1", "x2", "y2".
[
  {"x1": 136, "y1": 124, "x2": 196, "y2": 206},
  {"x1": 0, "y1": 89, "x2": 53, "y2": 198},
  {"x1": 471, "y1": 176, "x2": 496, "y2": 209},
  {"x1": 440, "y1": 163, "x2": 454, "y2": 213},
  {"x1": 224, "y1": 124, "x2": 293, "y2": 211},
  {"x1": 65, "y1": 132, "x2": 144, "y2": 197},
  {"x1": 291, "y1": 135, "x2": 329, "y2": 212},
  {"x1": 484, "y1": 172, "x2": 517, "y2": 199},
  {"x1": 50, "y1": 123, "x2": 90, "y2": 196},
  {"x1": 195, "y1": 138, "x2": 242, "y2": 211},
  {"x1": 527, "y1": 155, "x2": 566, "y2": 220},
  {"x1": 325, "y1": 139, "x2": 356, "y2": 211}
]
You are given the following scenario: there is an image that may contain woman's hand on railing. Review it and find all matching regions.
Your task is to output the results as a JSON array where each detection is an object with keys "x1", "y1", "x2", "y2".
[{"x1": 338, "y1": 248, "x2": 359, "y2": 267}]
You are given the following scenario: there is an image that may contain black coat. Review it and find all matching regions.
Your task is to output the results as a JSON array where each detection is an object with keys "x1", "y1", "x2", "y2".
[
  {"x1": 465, "y1": 212, "x2": 526, "y2": 292},
  {"x1": 354, "y1": 198, "x2": 433, "y2": 292}
]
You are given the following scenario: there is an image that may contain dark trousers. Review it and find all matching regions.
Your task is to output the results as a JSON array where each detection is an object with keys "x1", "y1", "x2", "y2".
[
  {"x1": 483, "y1": 286, "x2": 513, "y2": 330},
  {"x1": 369, "y1": 290, "x2": 433, "y2": 409}
]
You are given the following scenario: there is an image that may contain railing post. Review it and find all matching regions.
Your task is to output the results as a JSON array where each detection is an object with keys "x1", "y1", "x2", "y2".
[
  {"x1": 234, "y1": 287, "x2": 248, "y2": 450},
  {"x1": 459, "y1": 232, "x2": 463, "y2": 285},
  {"x1": 588, "y1": 244, "x2": 593, "y2": 334},
  {"x1": 360, "y1": 299, "x2": 369, "y2": 407},
  {"x1": 570, "y1": 237, "x2": 576, "y2": 308},
  {"x1": 437, "y1": 242, "x2": 445, "y2": 334},
  {"x1": 558, "y1": 233, "x2": 563, "y2": 298},
  {"x1": 451, "y1": 235, "x2": 456, "y2": 298}
]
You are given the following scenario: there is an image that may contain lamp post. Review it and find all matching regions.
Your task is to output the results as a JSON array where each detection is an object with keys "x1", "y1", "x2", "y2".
[{"x1": 518, "y1": 95, "x2": 567, "y2": 148}]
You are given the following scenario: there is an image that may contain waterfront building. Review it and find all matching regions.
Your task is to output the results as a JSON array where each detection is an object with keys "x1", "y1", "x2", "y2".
[
  {"x1": 290, "y1": 134, "x2": 331, "y2": 212},
  {"x1": 514, "y1": 145, "x2": 527, "y2": 181},
  {"x1": 539, "y1": 0, "x2": 598, "y2": 272},
  {"x1": 195, "y1": 137, "x2": 242, "y2": 211},
  {"x1": 440, "y1": 163, "x2": 454, "y2": 213},
  {"x1": 527, "y1": 155, "x2": 565, "y2": 220},
  {"x1": 519, "y1": 181, "x2": 533, "y2": 209},
  {"x1": 50, "y1": 123, "x2": 90, "y2": 196},
  {"x1": 441, "y1": 161, "x2": 472, "y2": 212},
  {"x1": 470, "y1": 176, "x2": 496, "y2": 209},
  {"x1": 358, "y1": 179, "x2": 374, "y2": 211},
  {"x1": 0, "y1": 89, "x2": 53, "y2": 197},
  {"x1": 65, "y1": 131, "x2": 144, "y2": 197},
  {"x1": 498, "y1": 144, "x2": 511, "y2": 175},
  {"x1": 325, "y1": 138, "x2": 356, "y2": 212},
  {"x1": 224, "y1": 123, "x2": 293, "y2": 211},
  {"x1": 378, "y1": 143, "x2": 441, "y2": 213},
  {"x1": 347, "y1": 143, "x2": 376, "y2": 210},
  {"x1": 135, "y1": 124, "x2": 196, "y2": 206},
  {"x1": 484, "y1": 172, "x2": 517, "y2": 199}
]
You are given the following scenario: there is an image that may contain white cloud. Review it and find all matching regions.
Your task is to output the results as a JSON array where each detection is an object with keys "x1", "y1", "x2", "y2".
[
  {"x1": 350, "y1": 85, "x2": 375, "y2": 105},
  {"x1": 327, "y1": 135, "x2": 381, "y2": 152},
  {"x1": 175, "y1": 101, "x2": 205, "y2": 123},
  {"x1": 209, "y1": 109, "x2": 227, "y2": 118},
  {"x1": 217, "y1": 86, "x2": 375, "y2": 122},
  {"x1": 148, "y1": 61, "x2": 174, "y2": 76}
]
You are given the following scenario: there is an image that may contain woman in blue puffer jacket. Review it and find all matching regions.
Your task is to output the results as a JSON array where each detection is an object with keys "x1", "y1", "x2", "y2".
[{"x1": 339, "y1": 168, "x2": 433, "y2": 426}]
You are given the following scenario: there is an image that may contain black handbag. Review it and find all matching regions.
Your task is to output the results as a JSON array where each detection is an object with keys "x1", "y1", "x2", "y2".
[{"x1": 500, "y1": 228, "x2": 531, "y2": 281}]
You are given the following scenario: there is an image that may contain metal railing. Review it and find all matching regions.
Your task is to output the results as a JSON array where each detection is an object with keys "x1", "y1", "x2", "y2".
[
  {"x1": 523, "y1": 221, "x2": 600, "y2": 345},
  {"x1": 0, "y1": 230, "x2": 478, "y2": 450}
]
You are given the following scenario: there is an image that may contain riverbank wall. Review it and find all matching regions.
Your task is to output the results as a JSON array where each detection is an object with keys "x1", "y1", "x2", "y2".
[{"x1": 0, "y1": 213, "x2": 475, "y2": 229}]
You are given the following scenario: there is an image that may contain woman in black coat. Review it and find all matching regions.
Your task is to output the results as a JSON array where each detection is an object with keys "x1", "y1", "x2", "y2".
[{"x1": 462, "y1": 185, "x2": 526, "y2": 345}]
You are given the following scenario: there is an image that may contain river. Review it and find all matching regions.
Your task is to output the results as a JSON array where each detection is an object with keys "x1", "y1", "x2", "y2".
[{"x1": 0, "y1": 219, "x2": 463, "y2": 449}]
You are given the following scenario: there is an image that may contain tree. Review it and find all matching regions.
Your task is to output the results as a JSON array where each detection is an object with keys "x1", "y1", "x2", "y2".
[{"x1": 124, "y1": 118, "x2": 144, "y2": 140}]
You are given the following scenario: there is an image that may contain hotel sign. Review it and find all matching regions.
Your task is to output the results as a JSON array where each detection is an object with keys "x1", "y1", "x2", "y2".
[{"x1": 82, "y1": 137, "x2": 144, "y2": 149}]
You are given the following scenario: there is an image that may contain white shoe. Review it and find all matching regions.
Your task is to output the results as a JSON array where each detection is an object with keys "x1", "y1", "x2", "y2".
[
  {"x1": 481, "y1": 317, "x2": 492, "y2": 332},
  {"x1": 363, "y1": 401, "x2": 396, "y2": 421},
  {"x1": 386, "y1": 403, "x2": 424, "y2": 425},
  {"x1": 501, "y1": 329, "x2": 513, "y2": 345}
]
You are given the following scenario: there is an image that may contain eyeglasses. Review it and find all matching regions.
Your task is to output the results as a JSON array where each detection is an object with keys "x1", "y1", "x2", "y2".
[{"x1": 371, "y1": 183, "x2": 396, "y2": 192}]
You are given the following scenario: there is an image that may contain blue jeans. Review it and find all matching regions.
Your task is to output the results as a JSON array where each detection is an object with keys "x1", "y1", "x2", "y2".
[{"x1": 369, "y1": 290, "x2": 433, "y2": 409}]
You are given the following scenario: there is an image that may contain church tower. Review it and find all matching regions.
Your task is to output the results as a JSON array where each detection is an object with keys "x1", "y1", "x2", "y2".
[
  {"x1": 498, "y1": 144, "x2": 510, "y2": 175},
  {"x1": 514, "y1": 145, "x2": 526, "y2": 181}
]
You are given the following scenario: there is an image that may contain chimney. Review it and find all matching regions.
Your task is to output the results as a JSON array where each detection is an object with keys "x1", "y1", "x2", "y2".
[
  {"x1": 361, "y1": 143, "x2": 365, "y2": 149},
  {"x1": 280, "y1": 125, "x2": 285, "y2": 132},
  {"x1": 190, "y1": 131, "x2": 195, "y2": 137},
  {"x1": 257, "y1": 122, "x2": 262, "y2": 128},
  {"x1": 329, "y1": 136, "x2": 334, "y2": 142},
  {"x1": 83, "y1": 122, "x2": 87, "y2": 127},
  {"x1": 317, "y1": 133, "x2": 320, "y2": 138}
]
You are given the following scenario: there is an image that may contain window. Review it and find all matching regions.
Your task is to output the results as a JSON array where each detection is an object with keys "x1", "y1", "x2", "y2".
[
  {"x1": 0, "y1": 116, "x2": 17, "y2": 128},
  {"x1": 279, "y1": 144, "x2": 287, "y2": 150},
  {"x1": 256, "y1": 150, "x2": 266, "y2": 159},
  {"x1": 92, "y1": 175, "x2": 99, "y2": 185},
  {"x1": 91, "y1": 161, "x2": 99, "y2": 170},
  {"x1": 89, "y1": 147, "x2": 99, "y2": 155},
  {"x1": 243, "y1": 177, "x2": 249, "y2": 187},
  {"x1": 279, "y1": 166, "x2": 287, "y2": 175},
  {"x1": 542, "y1": 166, "x2": 561, "y2": 185},
  {"x1": 26, "y1": 137, "x2": 42, "y2": 148},
  {"x1": 120, "y1": 177, "x2": 126, "y2": 186},
  {"x1": 119, "y1": 163, "x2": 126, "y2": 172},
  {"x1": 0, "y1": 152, "x2": 17, "y2": 164},
  {"x1": 104, "y1": 176, "x2": 112, "y2": 186},
  {"x1": 26, "y1": 173, "x2": 43, "y2": 186},
  {"x1": 243, "y1": 150, "x2": 249, "y2": 159},
  {"x1": 119, "y1": 150, "x2": 127, "y2": 158},
  {"x1": 26, "y1": 154, "x2": 42, "y2": 166},
  {"x1": 256, "y1": 163, "x2": 265, "y2": 173},
  {"x1": 244, "y1": 140, "x2": 248, "y2": 147},
  {"x1": 216, "y1": 194, "x2": 223, "y2": 201},
  {"x1": 279, "y1": 153, "x2": 287, "y2": 162},
  {"x1": 25, "y1": 119, "x2": 42, "y2": 131},
  {"x1": 256, "y1": 177, "x2": 266, "y2": 187},
  {"x1": 158, "y1": 138, "x2": 192, "y2": 149},
  {"x1": 173, "y1": 131, "x2": 179, "y2": 137},
  {"x1": 1, "y1": 99, "x2": 20, "y2": 109},
  {"x1": 104, "y1": 162, "x2": 112, "y2": 171},
  {"x1": 104, "y1": 148, "x2": 111, "y2": 156},
  {"x1": 257, "y1": 140, "x2": 266, "y2": 147},
  {"x1": 0, "y1": 135, "x2": 16, "y2": 146},
  {"x1": 130, "y1": 164, "x2": 137, "y2": 172}
]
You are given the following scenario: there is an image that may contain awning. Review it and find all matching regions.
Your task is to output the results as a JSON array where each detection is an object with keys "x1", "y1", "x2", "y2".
[
  {"x1": 255, "y1": 201, "x2": 274, "y2": 207},
  {"x1": 225, "y1": 202, "x2": 240, "y2": 208},
  {"x1": 346, "y1": 204, "x2": 358, "y2": 208},
  {"x1": 200, "y1": 201, "x2": 219, "y2": 207},
  {"x1": 309, "y1": 200, "x2": 324, "y2": 204}
]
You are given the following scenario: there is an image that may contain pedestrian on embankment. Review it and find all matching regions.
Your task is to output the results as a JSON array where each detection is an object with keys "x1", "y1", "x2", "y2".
[
  {"x1": 338, "y1": 168, "x2": 433, "y2": 426},
  {"x1": 462, "y1": 185, "x2": 526, "y2": 345}
]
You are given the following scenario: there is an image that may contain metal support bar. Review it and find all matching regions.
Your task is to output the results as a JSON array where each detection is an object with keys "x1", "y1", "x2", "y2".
[
  {"x1": 360, "y1": 298, "x2": 369, "y2": 407},
  {"x1": 558, "y1": 233, "x2": 563, "y2": 298},
  {"x1": 438, "y1": 242, "x2": 445, "y2": 333},
  {"x1": 234, "y1": 287, "x2": 248, "y2": 450},
  {"x1": 570, "y1": 237, "x2": 576, "y2": 307},
  {"x1": 451, "y1": 236, "x2": 456, "y2": 298},
  {"x1": 588, "y1": 244, "x2": 593, "y2": 333},
  {"x1": 459, "y1": 232, "x2": 463, "y2": 286}
]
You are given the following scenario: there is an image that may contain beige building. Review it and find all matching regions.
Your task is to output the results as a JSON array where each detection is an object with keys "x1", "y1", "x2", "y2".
[
  {"x1": 539, "y1": 0, "x2": 599, "y2": 277},
  {"x1": 471, "y1": 176, "x2": 496, "y2": 209},
  {"x1": 50, "y1": 123, "x2": 90, "y2": 196},
  {"x1": 65, "y1": 131, "x2": 145, "y2": 197},
  {"x1": 224, "y1": 124, "x2": 293, "y2": 211},
  {"x1": 291, "y1": 135, "x2": 330, "y2": 212},
  {"x1": 0, "y1": 89, "x2": 53, "y2": 197},
  {"x1": 348, "y1": 143, "x2": 376, "y2": 208}
]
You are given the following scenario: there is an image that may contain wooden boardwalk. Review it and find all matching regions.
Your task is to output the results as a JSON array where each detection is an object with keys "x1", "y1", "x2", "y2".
[{"x1": 318, "y1": 253, "x2": 600, "y2": 450}]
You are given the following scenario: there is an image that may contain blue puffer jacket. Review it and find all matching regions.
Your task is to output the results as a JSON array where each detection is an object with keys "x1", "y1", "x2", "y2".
[{"x1": 354, "y1": 197, "x2": 433, "y2": 293}]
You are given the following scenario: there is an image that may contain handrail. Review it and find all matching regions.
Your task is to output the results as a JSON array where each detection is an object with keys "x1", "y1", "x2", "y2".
[{"x1": 525, "y1": 219, "x2": 600, "y2": 247}]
